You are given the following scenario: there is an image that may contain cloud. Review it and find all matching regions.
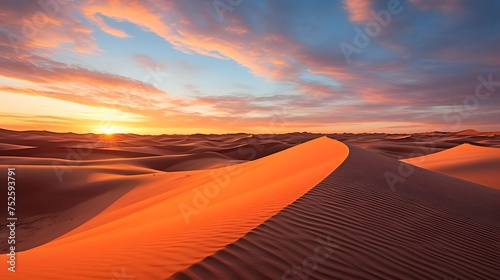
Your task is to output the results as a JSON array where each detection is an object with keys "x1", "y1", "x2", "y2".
[
  {"x1": 0, "y1": 51, "x2": 165, "y2": 97},
  {"x1": 84, "y1": 13, "x2": 131, "y2": 38},
  {"x1": 80, "y1": 0, "x2": 170, "y2": 38},
  {"x1": 0, "y1": 0, "x2": 99, "y2": 54},
  {"x1": 343, "y1": 0, "x2": 375, "y2": 22}
]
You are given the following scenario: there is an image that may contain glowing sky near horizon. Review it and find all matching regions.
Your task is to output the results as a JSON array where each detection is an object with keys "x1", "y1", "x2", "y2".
[{"x1": 0, "y1": 0, "x2": 499, "y2": 134}]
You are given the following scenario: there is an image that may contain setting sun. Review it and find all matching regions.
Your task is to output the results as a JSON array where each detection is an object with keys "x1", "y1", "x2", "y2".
[
  {"x1": 95, "y1": 124, "x2": 133, "y2": 135},
  {"x1": 99, "y1": 125, "x2": 116, "y2": 135}
]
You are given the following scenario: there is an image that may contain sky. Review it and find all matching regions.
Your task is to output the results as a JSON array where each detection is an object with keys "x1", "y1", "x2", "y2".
[{"x1": 0, "y1": 0, "x2": 499, "y2": 134}]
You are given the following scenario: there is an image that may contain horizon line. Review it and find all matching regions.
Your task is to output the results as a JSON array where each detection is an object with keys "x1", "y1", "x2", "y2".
[{"x1": 0, "y1": 127, "x2": 495, "y2": 137}]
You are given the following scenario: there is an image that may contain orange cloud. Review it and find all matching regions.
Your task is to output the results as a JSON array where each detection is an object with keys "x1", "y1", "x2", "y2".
[
  {"x1": 77, "y1": 0, "x2": 305, "y2": 82},
  {"x1": 343, "y1": 0, "x2": 375, "y2": 22},
  {"x1": 81, "y1": 0, "x2": 170, "y2": 38},
  {"x1": 85, "y1": 13, "x2": 131, "y2": 38}
]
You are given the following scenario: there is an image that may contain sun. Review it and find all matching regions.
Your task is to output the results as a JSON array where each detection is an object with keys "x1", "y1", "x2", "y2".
[
  {"x1": 99, "y1": 125, "x2": 116, "y2": 135},
  {"x1": 95, "y1": 124, "x2": 132, "y2": 136}
]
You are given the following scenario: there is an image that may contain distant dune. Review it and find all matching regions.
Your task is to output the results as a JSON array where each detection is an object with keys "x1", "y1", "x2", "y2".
[
  {"x1": 456, "y1": 129, "x2": 481, "y2": 135},
  {"x1": 0, "y1": 129, "x2": 499, "y2": 279},
  {"x1": 403, "y1": 143, "x2": 500, "y2": 189}
]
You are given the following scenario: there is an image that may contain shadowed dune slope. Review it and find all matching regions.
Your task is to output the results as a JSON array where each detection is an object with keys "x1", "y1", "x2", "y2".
[
  {"x1": 403, "y1": 143, "x2": 500, "y2": 189},
  {"x1": 172, "y1": 145, "x2": 500, "y2": 280},
  {"x1": 0, "y1": 165, "x2": 141, "y2": 253},
  {"x1": 0, "y1": 137, "x2": 348, "y2": 279}
]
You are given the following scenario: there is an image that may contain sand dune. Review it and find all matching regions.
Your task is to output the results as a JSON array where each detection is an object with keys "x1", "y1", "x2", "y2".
[
  {"x1": 0, "y1": 143, "x2": 34, "y2": 151},
  {"x1": 384, "y1": 134, "x2": 412, "y2": 140},
  {"x1": 0, "y1": 137, "x2": 348, "y2": 279},
  {"x1": 403, "y1": 143, "x2": 500, "y2": 189},
  {"x1": 0, "y1": 153, "x2": 238, "y2": 172},
  {"x1": 173, "y1": 145, "x2": 500, "y2": 280},
  {"x1": 1, "y1": 129, "x2": 499, "y2": 279}
]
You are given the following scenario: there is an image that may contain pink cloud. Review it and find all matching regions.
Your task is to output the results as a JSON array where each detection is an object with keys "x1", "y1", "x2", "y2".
[{"x1": 343, "y1": 0, "x2": 375, "y2": 22}]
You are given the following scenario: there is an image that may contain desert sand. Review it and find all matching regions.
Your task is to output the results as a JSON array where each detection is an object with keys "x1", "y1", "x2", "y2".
[{"x1": 0, "y1": 128, "x2": 499, "y2": 279}]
